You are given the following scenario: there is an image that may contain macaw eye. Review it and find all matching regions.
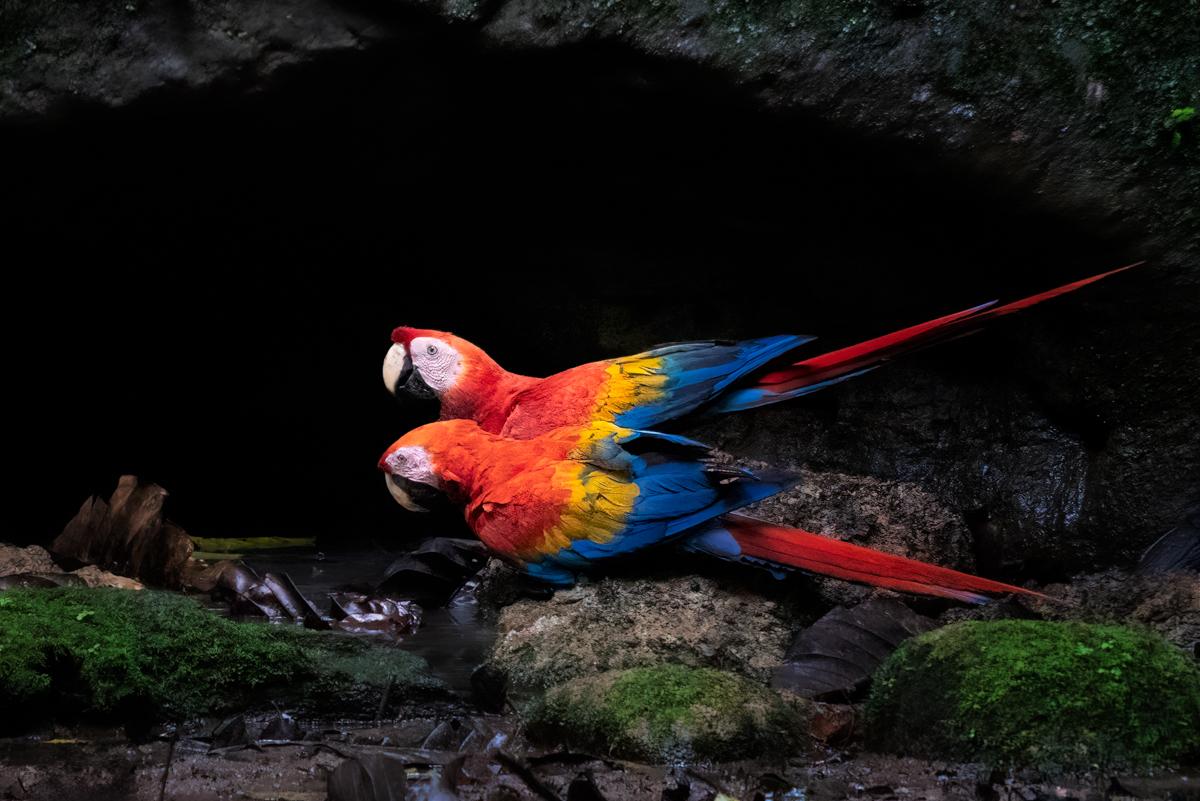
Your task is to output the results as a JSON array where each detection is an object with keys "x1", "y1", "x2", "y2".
[{"x1": 426, "y1": 345, "x2": 438, "y2": 356}]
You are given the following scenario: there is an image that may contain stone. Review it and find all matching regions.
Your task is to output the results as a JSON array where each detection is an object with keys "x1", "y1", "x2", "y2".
[
  {"x1": 0, "y1": 544, "x2": 59, "y2": 575},
  {"x1": 1037, "y1": 567, "x2": 1200, "y2": 655},
  {"x1": 527, "y1": 665, "x2": 806, "y2": 763},
  {"x1": 488, "y1": 573, "x2": 796, "y2": 689}
]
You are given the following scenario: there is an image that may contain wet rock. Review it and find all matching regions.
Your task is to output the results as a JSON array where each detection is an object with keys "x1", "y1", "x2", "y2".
[
  {"x1": 488, "y1": 574, "x2": 794, "y2": 689},
  {"x1": 808, "y1": 701, "x2": 860, "y2": 745},
  {"x1": 1, "y1": 704, "x2": 1190, "y2": 801},
  {"x1": 68, "y1": 565, "x2": 144, "y2": 590},
  {"x1": 566, "y1": 773, "x2": 607, "y2": 801},
  {"x1": 0, "y1": 573, "x2": 63, "y2": 589},
  {"x1": 1036, "y1": 567, "x2": 1200, "y2": 654},
  {"x1": 471, "y1": 559, "x2": 538, "y2": 615},
  {"x1": 470, "y1": 663, "x2": 509, "y2": 713},
  {"x1": 0, "y1": 543, "x2": 144, "y2": 590},
  {"x1": 527, "y1": 665, "x2": 806, "y2": 764}
]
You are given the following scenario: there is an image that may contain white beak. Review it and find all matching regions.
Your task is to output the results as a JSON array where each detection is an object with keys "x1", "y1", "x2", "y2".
[{"x1": 382, "y1": 342, "x2": 409, "y2": 395}]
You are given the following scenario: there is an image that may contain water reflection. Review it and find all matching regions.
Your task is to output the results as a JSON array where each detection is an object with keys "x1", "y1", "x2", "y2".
[{"x1": 235, "y1": 548, "x2": 495, "y2": 694}]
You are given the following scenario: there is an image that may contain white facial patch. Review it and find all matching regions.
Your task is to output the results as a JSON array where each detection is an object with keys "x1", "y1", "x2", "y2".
[
  {"x1": 382, "y1": 342, "x2": 409, "y2": 393},
  {"x1": 408, "y1": 336, "x2": 464, "y2": 395},
  {"x1": 382, "y1": 445, "x2": 439, "y2": 487}
]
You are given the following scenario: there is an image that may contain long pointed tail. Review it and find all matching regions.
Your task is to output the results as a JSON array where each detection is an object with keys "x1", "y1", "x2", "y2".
[
  {"x1": 689, "y1": 513, "x2": 1047, "y2": 604},
  {"x1": 710, "y1": 263, "x2": 1140, "y2": 412}
]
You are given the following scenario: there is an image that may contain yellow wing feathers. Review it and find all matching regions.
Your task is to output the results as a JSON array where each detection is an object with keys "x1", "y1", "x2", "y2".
[{"x1": 589, "y1": 359, "x2": 670, "y2": 422}]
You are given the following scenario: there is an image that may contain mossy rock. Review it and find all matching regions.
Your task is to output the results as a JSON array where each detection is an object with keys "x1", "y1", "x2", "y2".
[
  {"x1": 865, "y1": 620, "x2": 1200, "y2": 770},
  {"x1": 490, "y1": 574, "x2": 797, "y2": 690},
  {"x1": 0, "y1": 587, "x2": 447, "y2": 733},
  {"x1": 527, "y1": 665, "x2": 806, "y2": 763}
]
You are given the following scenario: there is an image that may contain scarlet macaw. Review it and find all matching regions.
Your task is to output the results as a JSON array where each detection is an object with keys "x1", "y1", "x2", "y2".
[
  {"x1": 378, "y1": 418, "x2": 1046, "y2": 603},
  {"x1": 382, "y1": 266, "x2": 1134, "y2": 439}
]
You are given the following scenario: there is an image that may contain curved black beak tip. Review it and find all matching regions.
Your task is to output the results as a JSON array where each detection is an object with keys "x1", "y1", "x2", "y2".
[
  {"x1": 401, "y1": 364, "x2": 438, "y2": 401},
  {"x1": 386, "y1": 473, "x2": 453, "y2": 515}
]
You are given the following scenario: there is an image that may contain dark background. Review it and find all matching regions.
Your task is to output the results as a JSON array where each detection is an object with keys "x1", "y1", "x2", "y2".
[{"x1": 3, "y1": 26, "x2": 1137, "y2": 551}]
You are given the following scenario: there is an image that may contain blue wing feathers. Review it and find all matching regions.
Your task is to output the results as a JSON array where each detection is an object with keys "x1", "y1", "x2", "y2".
[
  {"x1": 522, "y1": 560, "x2": 580, "y2": 586},
  {"x1": 530, "y1": 424, "x2": 799, "y2": 584},
  {"x1": 546, "y1": 458, "x2": 797, "y2": 569},
  {"x1": 614, "y1": 335, "x2": 814, "y2": 429}
]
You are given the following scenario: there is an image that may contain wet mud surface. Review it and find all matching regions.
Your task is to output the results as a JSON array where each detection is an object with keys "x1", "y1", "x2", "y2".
[{"x1": 3, "y1": 719, "x2": 1197, "y2": 801}]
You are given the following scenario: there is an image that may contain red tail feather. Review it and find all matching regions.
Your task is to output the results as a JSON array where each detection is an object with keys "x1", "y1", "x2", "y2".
[
  {"x1": 723, "y1": 513, "x2": 1046, "y2": 604},
  {"x1": 753, "y1": 263, "x2": 1139, "y2": 395}
]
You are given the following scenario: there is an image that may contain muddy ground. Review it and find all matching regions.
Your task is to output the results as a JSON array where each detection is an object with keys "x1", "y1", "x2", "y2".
[{"x1": 3, "y1": 712, "x2": 1198, "y2": 801}]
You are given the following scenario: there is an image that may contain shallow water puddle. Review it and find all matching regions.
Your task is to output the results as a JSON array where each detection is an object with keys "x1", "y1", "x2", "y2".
[{"x1": 235, "y1": 547, "x2": 496, "y2": 693}]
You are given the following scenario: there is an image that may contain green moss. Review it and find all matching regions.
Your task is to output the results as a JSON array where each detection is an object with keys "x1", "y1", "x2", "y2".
[
  {"x1": 0, "y1": 587, "x2": 444, "y2": 731},
  {"x1": 528, "y1": 665, "x2": 805, "y2": 763},
  {"x1": 865, "y1": 620, "x2": 1200, "y2": 770},
  {"x1": 1163, "y1": 106, "x2": 1196, "y2": 150}
]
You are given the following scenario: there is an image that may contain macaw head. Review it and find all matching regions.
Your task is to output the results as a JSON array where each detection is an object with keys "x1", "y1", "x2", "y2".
[
  {"x1": 383, "y1": 327, "x2": 488, "y2": 403},
  {"x1": 377, "y1": 421, "x2": 473, "y2": 513}
]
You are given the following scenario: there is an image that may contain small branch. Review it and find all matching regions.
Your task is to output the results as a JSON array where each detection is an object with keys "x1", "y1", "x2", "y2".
[
  {"x1": 158, "y1": 732, "x2": 178, "y2": 801},
  {"x1": 375, "y1": 675, "x2": 395, "y2": 725}
]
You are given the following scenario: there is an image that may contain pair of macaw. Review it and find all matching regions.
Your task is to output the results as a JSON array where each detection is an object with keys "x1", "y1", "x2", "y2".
[{"x1": 377, "y1": 265, "x2": 1134, "y2": 602}]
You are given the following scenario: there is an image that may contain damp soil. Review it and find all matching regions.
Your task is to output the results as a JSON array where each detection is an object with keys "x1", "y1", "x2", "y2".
[{"x1": 4, "y1": 719, "x2": 1198, "y2": 801}]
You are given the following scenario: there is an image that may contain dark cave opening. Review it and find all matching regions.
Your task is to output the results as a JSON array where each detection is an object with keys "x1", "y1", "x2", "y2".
[{"x1": 4, "y1": 26, "x2": 1143, "y2": 552}]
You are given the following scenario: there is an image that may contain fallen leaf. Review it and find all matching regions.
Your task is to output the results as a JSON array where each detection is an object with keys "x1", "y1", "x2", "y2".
[
  {"x1": 188, "y1": 536, "x2": 317, "y2": 553},
  {"x1": 52, "y1": 476, "x2": 193, "y2": 589},
  {"x1": 374, "y1": 539, "x2": 488, "y2": 606},
  {"x1": 328, "y1": 752, "x2": 408, "y2": 801},
  {"x1": 771, "y1": 596, "x2": 937, "y2": 700},
  {"x1": 1137, "y1": 504, "x2": 1200, "y2": 573}
]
